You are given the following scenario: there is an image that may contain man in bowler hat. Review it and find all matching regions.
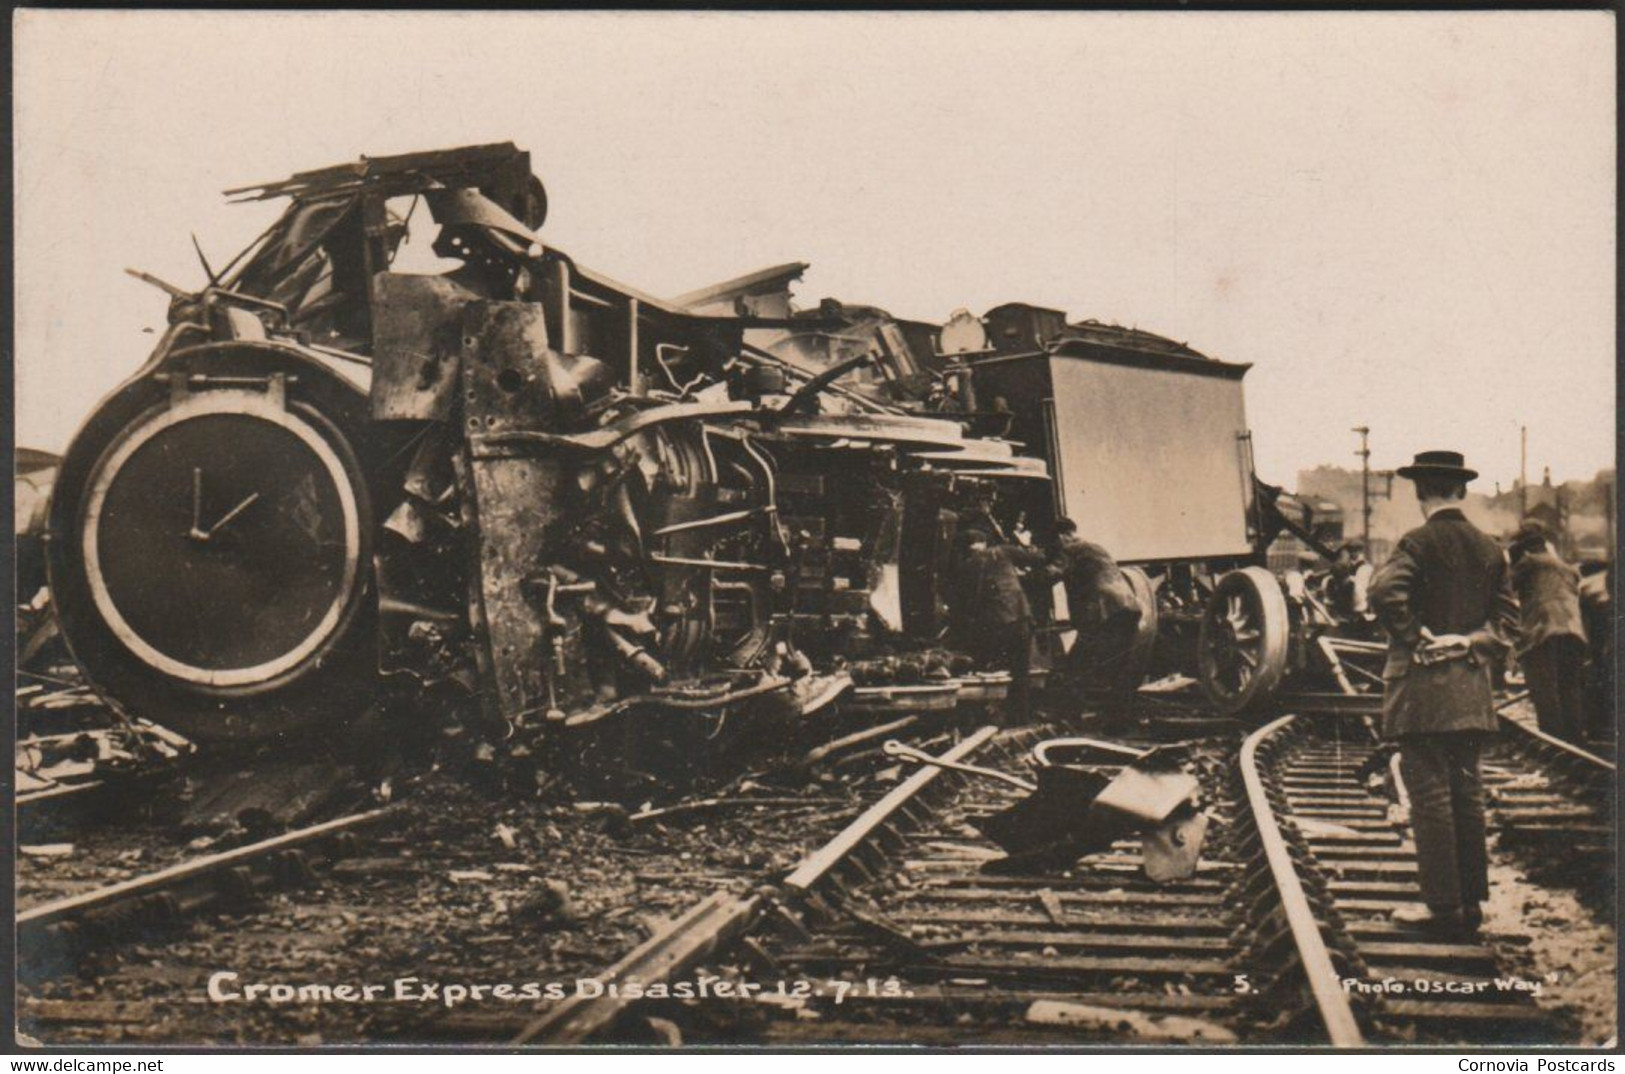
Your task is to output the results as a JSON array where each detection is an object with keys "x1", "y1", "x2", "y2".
[{"x1": 1368, "y1": 451, "x2": 1519, "y2": 934}]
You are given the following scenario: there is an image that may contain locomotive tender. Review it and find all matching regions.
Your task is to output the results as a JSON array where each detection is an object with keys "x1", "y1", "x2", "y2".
[{"x1": 45, "y1": 143, "x2": 1320, "y2": 746}]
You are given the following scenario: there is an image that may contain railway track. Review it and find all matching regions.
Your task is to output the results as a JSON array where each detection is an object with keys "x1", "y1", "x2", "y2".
[
  {"x1": 18, "y1": 809, "x2": 395, "y2": 981},
  {"x1": 1252, "y1": 716, "x2": 1557, "y2": 1045},
  {"x1": 511, "y1": 719, "x2": 1315, "y2": 1045},
  {"x1": 510, "y1": 701, "x2": 1611, "y2": 1047},
  {"x1": 16, "y1": 694, "x2": 1610, "y2": 1047},
  {"x1": 1489, "y1": 711, "x2": 1616, "y2": 911}
]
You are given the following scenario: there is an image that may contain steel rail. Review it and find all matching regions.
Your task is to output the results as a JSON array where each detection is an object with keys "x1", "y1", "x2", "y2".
[
  {"x1": 18, "y1": 808, "x2": 394, "y2": 938},
  {"x1": 514, "y1": 725, "x2": 1001, "y2": 1045},
  {"x1": 1239, "y1": 714, "x2": 1366, "y2": 1047},
  {"x1": 783, "y1": 725, "x2": 1000, "y2": 892},
  {"x1": 511, "y1": 888, "x2": 760, "y2": 1046},
  {"x1": 1496, "y1": 709, "x2": 1616, "y2": 775}
]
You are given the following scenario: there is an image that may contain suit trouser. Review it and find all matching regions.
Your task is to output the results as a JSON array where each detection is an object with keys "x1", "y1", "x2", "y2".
[
  {"x1": 1522, "y1": 635, "x2": 1588, "y2": 744},
  {"x1": 976, "y1": 620, "x2": 1033, "y2": 724},
  {"x1": 1068, "y1": 611, "x2": 1140, "y2": 688},
  {"x1": 1399, "y1": 733, "x2": 1489, "y2": 911}
]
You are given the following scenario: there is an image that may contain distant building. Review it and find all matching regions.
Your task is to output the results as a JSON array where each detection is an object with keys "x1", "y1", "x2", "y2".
[{"x1": 1295, "y1": 464, "x2": 1614, "y2": 566}]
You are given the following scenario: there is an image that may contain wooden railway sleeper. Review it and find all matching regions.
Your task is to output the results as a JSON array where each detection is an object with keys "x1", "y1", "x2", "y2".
[
  {"x1": 272, "y1": 847, "x2": 316, "y2": 884},
  {"x1": 1235, "y1": 871, "x2": 1290, "y2": 933},
  {"x1": 213, "y1": 864, "x2": 258, "y2": 904},
  {"x1": 137, "y1": 890, "x2": 182, "y2": 926},
  {"x1": 1239, "y1": 909, "x2": 1299, "y2": 970}
]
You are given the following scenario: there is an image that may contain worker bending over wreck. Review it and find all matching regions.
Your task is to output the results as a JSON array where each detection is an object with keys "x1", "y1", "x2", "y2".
[
  {"x1": 953, "y1": 526, "x2": 1048, "y2": 724},
  {"x1": 1050, "y1": 517, "x2": 1141, "y2": 690},
  {"x1": 1368, "y1": 451, "x2": 1518, "y2": 936}
]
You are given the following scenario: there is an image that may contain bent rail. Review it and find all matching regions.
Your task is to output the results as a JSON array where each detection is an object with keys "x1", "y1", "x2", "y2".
[
  {"x1": 1497, "y1": 707, "x2": 1616, "y2": 775},
  {"x1": 515, "y1": 725, "x2": 1003, "y2": 1045},
  {"x1": 1239, "y1": 714, "x2": 1366, "y2": 1047}
]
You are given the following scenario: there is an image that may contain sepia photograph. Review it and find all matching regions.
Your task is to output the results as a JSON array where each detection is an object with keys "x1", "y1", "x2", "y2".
[{"x1": 10, "y1": 9, "x2": 1618, "y2": 1053}]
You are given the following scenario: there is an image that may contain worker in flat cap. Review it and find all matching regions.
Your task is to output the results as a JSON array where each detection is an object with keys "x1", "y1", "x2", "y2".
[
  {"x1": 1509, "y1": 520, "x2": 1589, "y2": 743},
  {"x1": 1368, "y1": 451, "x2": 1518, "y2": 936},
  {"x1": 953, "y1": 525, "x2": 1048, "y2": 724}
]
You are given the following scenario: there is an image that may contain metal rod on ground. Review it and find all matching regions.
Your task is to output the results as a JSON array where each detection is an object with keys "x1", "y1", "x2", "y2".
[
  {"x1": 787, "y1": 727, "x2": 1000, "y2": 892},
  {"x1": 629, "y1": 796, "x2": 845, "y2": 825},
  {"x1": 801, "y1": 715, "x2": 918, "y2": 768},
  {"x1": 881, "y1": 740, "x2": 1036, "y2": 792},
  {"x1": 18, "y1": 808, "x2": 395, "y2": 934}
]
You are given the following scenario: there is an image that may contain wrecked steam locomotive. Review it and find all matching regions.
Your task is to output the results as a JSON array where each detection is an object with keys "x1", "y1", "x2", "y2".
[{"x1": 46, "y1": 143, "x2": 1331, "y2": 745}]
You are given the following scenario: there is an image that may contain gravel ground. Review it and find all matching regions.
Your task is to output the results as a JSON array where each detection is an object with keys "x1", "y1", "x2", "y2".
[
  {"x1": 17, "y1": 746, "x2": 901, "y2": 1046},
  {"x1": 1482, "y1": 854, "x2": 1616, "y2": 1047},
  {"x1": 1483, "y1": 696, "x2": 1616, "y2": 1045}
]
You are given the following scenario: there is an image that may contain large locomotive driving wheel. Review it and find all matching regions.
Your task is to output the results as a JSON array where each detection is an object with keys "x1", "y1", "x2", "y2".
[
  {"x1": 1197, "y1": 565, "x2": 1289, "y2": 714},
  {"x1": 49, "y1": 345, "x2": 378, "y2": 744}
]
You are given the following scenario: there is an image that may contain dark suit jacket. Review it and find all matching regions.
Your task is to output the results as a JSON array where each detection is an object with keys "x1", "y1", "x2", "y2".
[
  {"x1": 954, "y1": 543, "x2": 1047, "y2": 630},
  {"x1": 1368, "y1": 508, "x2": 1518, "y2": 737},
  {"x1": 1511, "y1": 550, "x2": 1587, "y2": 654},
  {"x1": 1052, "y1": 535, "x2": 1140, "y2": 631}
]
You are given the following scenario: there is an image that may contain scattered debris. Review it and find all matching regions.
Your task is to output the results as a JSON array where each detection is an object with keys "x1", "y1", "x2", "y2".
[
  {"x1": 630, "y1": 795, "x2": 845, "y2": 826},
  {"x1": 887, "y1": 734, "x2": 1207, "y2": 879},
  {"x1": 512, "y1": 879, "x2": 575, "y2": 929},
  {"x1": 1025, "y1": 999, "x2": 1238, "y2": 1043}
]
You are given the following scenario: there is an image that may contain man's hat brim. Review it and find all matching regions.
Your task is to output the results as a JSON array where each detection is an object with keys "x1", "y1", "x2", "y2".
[{"x1": 1396, "y1": 463, "x2": 1477, "y2": 482}]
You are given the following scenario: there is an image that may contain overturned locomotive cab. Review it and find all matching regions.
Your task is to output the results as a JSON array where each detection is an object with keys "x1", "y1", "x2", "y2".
[{"x1": 47, "y1": 144, "x2": 1045, "y2": 744}]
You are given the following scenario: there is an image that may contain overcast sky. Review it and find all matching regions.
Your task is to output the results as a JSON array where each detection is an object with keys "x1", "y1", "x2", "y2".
[{"x1": 14, "y1": 11, "x2": 1615, "y2": 489}]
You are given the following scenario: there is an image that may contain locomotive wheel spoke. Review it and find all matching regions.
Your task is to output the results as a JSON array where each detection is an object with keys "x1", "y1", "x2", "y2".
[{"x1": 1198, "y1": 566, "x2": 1290, "y2": 714}]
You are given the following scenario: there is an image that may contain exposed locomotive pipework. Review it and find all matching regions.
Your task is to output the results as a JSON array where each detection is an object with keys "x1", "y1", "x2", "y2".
[
  {"x1": 45, "y1": 141, "x2": 1372, "y2": 763},
  {"x1": 48, "y1": 144, "x2": 1048, "y2": 753}
]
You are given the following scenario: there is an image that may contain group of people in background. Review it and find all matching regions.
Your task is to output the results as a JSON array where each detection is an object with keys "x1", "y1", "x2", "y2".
[
  {"x1": 945, "y1": 454, "x2": 1608, "y2": 941},
  {"x1": 1508, "y1": 519, "x2": 1611, "y2": 747},
  {"x1": 1304, "y1": 521, "x2": 1607, "y2": 749},
  {"x1": 951, "y1": 503, "x2": 1612, "y2": 751},
  {"x1": 1350, "y1": 449, "x2": 1609, "y2": 938}
]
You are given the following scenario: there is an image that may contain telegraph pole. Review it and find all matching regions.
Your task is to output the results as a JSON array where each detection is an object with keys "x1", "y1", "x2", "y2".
[
  {"x1": 1519, "y1": 424, "x2": 1528, "y2": 519},
  {"x1": 1608, "y1": 475, "x2": 1616, "y2": 565},
  {"x1": 1353, "y1": 426, "x2": 1372, "y2": 549}
]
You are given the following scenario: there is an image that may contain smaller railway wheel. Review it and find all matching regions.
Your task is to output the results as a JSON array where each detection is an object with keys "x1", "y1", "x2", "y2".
[{"x1": 1197, "y1": 565, "x2": 1289, "y2": 713}]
